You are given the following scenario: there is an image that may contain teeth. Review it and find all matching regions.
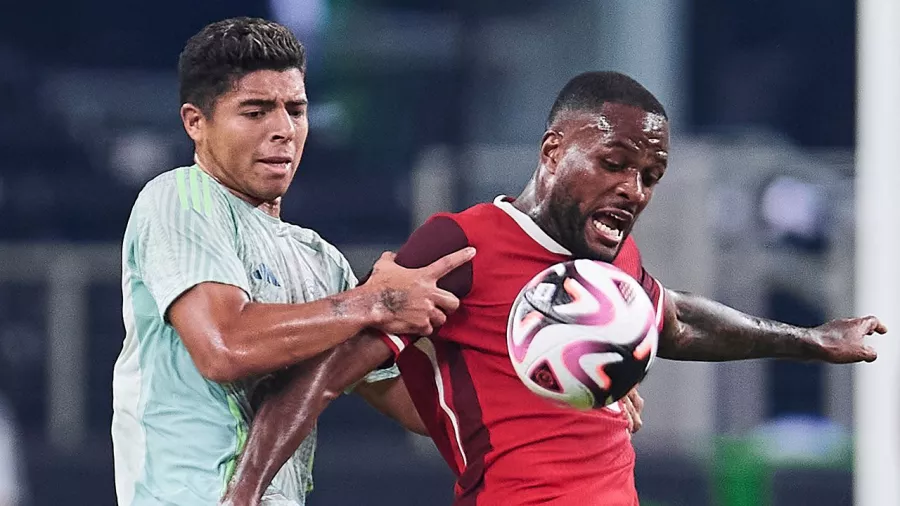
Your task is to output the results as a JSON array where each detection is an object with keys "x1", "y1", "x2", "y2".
[{"x1": 593, "y1": 219, "x2": 623, "y2": 240}]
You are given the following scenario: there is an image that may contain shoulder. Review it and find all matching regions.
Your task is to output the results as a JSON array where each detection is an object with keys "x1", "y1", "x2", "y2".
[
  {"x1": 132, "y1": 165, "x2": 231, "y2": 218},
  {"x1": 406, "y1": 202, "x2": 503, "y2": 250},
  {"x1": 132, "y1": 166, "x2": 233, "y2": 219},
  {"x1": 399, "y1": 199, "x2": 528, "y2": 268},
  {"x1": 131, "y1": 168, "x2": 179, "y2": 212},
  {"x1": 125, "y1": 166, "x2": 241, "y2": 255},
  {"x1": 398, "y1": 212, "x2": 472, "y2": 268},
  {"x1": 395, "y1": 210, "x2": 478, "y2": 298},
  {"x1": 448, "y1": 202, "x2": 505, "y2": 232},
  {"x1": 449, "y1": 200, "x2": 542, "y2": 252}
]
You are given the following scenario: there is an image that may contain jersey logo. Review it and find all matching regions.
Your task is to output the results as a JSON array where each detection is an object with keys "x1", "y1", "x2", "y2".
[
  {"x1": 175, "y1": 166, "x2": 214, "y2": 217},
  {"x1": 252, "y1": 263, "x2": 281, "y2": 287}
]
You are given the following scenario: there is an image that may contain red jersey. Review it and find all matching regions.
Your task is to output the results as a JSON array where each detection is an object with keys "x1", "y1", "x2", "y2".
[{"x1": 378, "y1": 197, "x2": 666, "y2": 506}]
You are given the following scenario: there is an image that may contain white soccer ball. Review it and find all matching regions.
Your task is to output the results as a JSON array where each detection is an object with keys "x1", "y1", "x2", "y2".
[{"x1": 506, "y1": 259, "x2": 659, "y2": 410}]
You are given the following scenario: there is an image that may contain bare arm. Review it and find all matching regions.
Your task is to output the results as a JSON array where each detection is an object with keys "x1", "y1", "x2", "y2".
[
  {"x1": 354, "y1": 377, "x2": 428, "y2": 435},
  {"x1": 221, "y1": 332, "x2": 392, "y2": 506},
  {"x1": 169, "y1": 248, "x2": 473, "y2": 383},
  {"x1": 658, "y1": 289, "x2": 887, "y2": 362},
  {"x1": 168, "y1": 282, "x2": 383, "y2": 382},
  {"x1": 221, "y1": 216, "x2": 474, "y2": 505}
]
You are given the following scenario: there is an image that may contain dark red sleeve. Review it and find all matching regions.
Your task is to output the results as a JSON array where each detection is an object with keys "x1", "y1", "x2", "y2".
[
  {"x1": 375, "y1": 214, "x2": 474, "y2": 357},
  {"x1": 613, "y1": 236, "x2": 666, "y2": 332}
]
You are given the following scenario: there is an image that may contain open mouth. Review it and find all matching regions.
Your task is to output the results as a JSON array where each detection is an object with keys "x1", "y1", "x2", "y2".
[
  {"x1": 258, "y1": 156, "x2": 293, "y2": 171},
  {"x1": 589, "y1": 209, "x2": 633, "y2": 245}
]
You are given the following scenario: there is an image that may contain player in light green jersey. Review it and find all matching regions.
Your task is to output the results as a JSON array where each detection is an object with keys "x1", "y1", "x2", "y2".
[{"x1": 111, "y1": 17, "x2": 475, "y2": 506}]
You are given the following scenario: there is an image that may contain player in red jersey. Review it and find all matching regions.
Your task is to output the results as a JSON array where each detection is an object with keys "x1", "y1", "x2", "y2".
[{"x1": 222, "y1": 71, "x2": 887, "y2": 506}]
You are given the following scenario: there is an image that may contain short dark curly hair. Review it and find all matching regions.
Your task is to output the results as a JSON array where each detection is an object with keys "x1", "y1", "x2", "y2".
[
  {"x1": 178, "y1": 17, "x2": 306, "y2": 115},
  {"x1": 547, "y1": 71, "x2": 667, "y2": 128}
]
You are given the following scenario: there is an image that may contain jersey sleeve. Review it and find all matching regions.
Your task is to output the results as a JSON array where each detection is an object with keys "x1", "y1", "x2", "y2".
[
  {"x1": 327, "y1": 241, "x2": 358, "y2": 295},
  {"x1": 613, "y1": 236, "x2": 666, "y2": 333},
  {"x1": 328, "y1": 246, "x2": 402, "y2": 386},
  {"x1": 375, "y1": 214, "x2": 473, "y2": 358},
  {"x1": 130, "y1": 170, "x2": 250, "y2": 321}
]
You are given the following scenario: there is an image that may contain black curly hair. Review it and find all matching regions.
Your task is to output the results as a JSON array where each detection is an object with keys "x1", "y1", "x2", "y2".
[{"x1": 178, "y1": 17, "x2": 306, "y2": 116}]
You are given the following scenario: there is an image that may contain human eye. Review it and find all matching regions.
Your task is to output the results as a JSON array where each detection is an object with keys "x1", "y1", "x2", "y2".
[
  {"x1": 643, "y1": 168, "x2": 664, "y2": 186},
  {"x1": 602, "y1": 158, "x2": 624, "y2": 171}
]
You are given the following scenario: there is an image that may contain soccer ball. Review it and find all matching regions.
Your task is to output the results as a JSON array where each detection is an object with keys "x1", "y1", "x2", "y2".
[{"x1": 506, "y1": 259, "x2": 659, "y2": 410}]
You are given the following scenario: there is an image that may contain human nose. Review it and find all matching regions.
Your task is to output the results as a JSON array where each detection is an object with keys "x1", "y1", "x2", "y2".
[
  {"x1": 269, "y1": 108, "x2": 295, "y2": 142},
  {"x1": 615, "y1": 169, "x2": 647, "y2": 204}
]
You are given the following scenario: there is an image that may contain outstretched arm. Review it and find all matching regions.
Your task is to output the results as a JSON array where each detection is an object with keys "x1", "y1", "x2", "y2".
[
  {"x1": 222, "y1": 331, "x2": 393, "y2": 506},
  {"x1": 658, "y1": 289, "x2": 887, "y2": 362}
]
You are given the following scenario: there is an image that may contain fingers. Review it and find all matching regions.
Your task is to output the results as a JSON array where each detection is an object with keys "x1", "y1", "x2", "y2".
[
  {"x1": 425, "y1": 247, "x2": 476, "y2": 279},
  {"x1": 860, "y1": 315, "x2": 888, "y2": 335},
  {"x1": 860, "y1": 315, "x2": 885, "y2": 362},
  {"x1": 401, "y1": 308, "x2": 446, "y2": 337},
  {"x1": 863, "y1": 316, "x2": 878, "y2": 333},
  {"x1": 375, "y1": 251, "x2": 397, "y2": 266},
  {"x1": 413, "y1": 319, "x2": 434, "y2": 338},
  {"x1": 429, "y1": 308, "x2": 447, "y2": 330},
  {"x1": 870, "y1": 316, "x2": 888, "y2": 334},
  {"x1": 431, "y1": 289, "x2": 461, "y2": 314},
  {"x1": 622, "y1": 395, "x2": 642, "y2": 434},
  {"x1": 629, "y1": 388, "x2": 645, "y2": 414},
  {"x1": 621, "y1": 397, "x2": 635, "y2": 433},
  {"x1": 862, "y1": 345, "x2": 878, "y2": 362},
  {"x1": 626, "y1": 389, "x2": 643, "y2": 433}
]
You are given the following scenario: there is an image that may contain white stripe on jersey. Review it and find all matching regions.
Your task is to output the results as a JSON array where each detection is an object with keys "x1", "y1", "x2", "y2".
[
  {"x1": 384, "y1": 333, "x2": 407, "y2": 354},
  {"x1": 413, "y1": 338, "x2": 469, "y2": 468}
]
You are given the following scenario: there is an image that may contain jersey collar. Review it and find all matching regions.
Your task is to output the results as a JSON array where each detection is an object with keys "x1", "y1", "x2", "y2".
[{"x1": 493, "y1": 196, "x2": 572, "y2": 256}]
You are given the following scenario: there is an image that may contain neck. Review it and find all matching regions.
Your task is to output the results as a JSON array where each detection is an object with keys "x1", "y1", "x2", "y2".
[
  {"x1": 194, "y1": 152, "x2": 282, "y2": 219},
  {"x1": 257, "y1": 200, "x2": 282, "y2": 218},
  {"x1": 512, "y1": 176, "x2": 538, "y2": 215},
  {"x1": 512, "y1": 167, "x2": 567, "y2": 247},
  {"x1": 513, "y1": 169, "x2": 550, "y2": 226}
]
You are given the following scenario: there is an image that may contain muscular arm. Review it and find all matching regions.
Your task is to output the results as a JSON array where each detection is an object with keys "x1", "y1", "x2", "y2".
[
  {"x1": 170, "y1": 248, "x2": 471, "y2": 383},
  {"x1": 658, "y1": 288, "x2": 885, "y2": 363},
  {"x1": 222, "y1": 333, "x2": 393, "y2": 506},
  {"x1": 169, "y1": 282, "x2": 385, "y2": 383},
  {"x1": 222, "y1": 215, "x2": 472, "y2": 505}
]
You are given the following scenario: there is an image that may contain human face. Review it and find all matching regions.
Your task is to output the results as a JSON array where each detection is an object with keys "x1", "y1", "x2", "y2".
[
  {"x1": 181, "y1": 68, "x2": 308, "y2": 206},
  {"x1": 540, "y1": 102, "x2": 669, "y2": 261}
]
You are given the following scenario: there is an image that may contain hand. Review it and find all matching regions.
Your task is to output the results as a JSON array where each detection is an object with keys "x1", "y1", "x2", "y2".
[
  {"x1": 809, "y1": 315, "x2": 888, "y2": 363},
  {"x1": 620, "y1": 388, "x2": 644, "y2": 434},
  {"x1": 367, "y1": 247, "x2": 476, "y2": 336}
]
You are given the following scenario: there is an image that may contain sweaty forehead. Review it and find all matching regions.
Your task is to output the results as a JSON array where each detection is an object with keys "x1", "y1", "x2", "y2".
[
  {"x1": 228, "y1": 68, "x2": 307, "y2": 101},
  {"x1": 561, "y1": 103, "x2": 669, "y2": 148}
]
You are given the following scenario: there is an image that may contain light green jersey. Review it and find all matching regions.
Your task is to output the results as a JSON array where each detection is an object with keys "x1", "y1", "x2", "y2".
[{"x1": 112, "y1": 165, "x2": 397, "y2": 505}]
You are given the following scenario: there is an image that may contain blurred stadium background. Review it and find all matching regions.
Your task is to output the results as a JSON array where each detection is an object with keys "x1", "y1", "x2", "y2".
[{"x1": 0, "y1": 1, "x2": 897, "y2": 505}]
